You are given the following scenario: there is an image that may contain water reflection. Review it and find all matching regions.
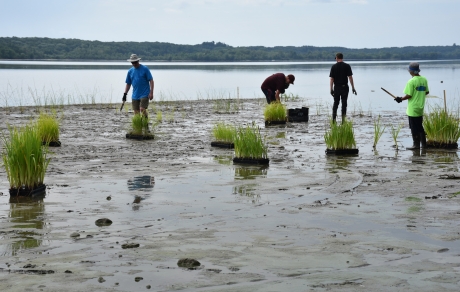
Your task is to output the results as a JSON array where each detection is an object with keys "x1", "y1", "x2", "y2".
[
  {"x1": 127, "y1": 176, "x2": 155, "y2": 191},
  {"x1": 234, "y1": 166, "x2": 268, "y2": 180},
  {"x1": 2, "y1": 197, "x2": 47, "y2": 256},
  {"x1": 232, "y1": 184, "x2": 260, "y2": 203},
  {"x1": 325, "y1": 155, "x2": 356, "y2": 173},
  {"x1": 127, "y1": 176, "x2": 155, "y2": 211},
  {"x1": 213, "y1": 155, "x2": 233, "y2": 166}
]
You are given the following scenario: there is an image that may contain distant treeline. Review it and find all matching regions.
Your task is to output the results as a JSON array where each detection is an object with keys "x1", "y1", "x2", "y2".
[{"x1": 1, "y1": 37, "x2": 460, "y2": 61}]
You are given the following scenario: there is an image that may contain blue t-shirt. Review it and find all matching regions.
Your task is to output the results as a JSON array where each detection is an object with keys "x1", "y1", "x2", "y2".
[{"x1": 125, "y1": 64, "x2": 153, "y2": 100}]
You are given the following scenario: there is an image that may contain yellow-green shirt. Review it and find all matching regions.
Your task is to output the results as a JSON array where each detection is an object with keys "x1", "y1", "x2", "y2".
[{"x1": 403, "y1": 75, "x2": 429, "y2": 117}]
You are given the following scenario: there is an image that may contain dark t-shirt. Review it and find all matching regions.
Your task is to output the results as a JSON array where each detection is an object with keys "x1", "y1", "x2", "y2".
[
  {"x1": 261, "y1": 73, "x2": 288, "y2": 93},
  {"x1": 329, "y1": 62, "x2": 353, "y2": 86}
]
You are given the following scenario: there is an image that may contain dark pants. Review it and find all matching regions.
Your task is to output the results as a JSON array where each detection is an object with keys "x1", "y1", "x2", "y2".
[
  {"x1": 408, "y1": 116, "x2": 424, "y2": 137},
  {"x1": 332, "y1": 85, "x2": 349, "y2": 119},
  {"x1": 262, "y1": 89, "x2": 275, "y2": 104}
]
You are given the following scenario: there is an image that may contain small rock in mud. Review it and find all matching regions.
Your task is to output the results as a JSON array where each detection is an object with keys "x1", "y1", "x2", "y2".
[
  {"x1": 106, "y1": 196, "x2": 111, "y2": 200},
  {"x1": 70, "y1": 232, "x2": 80, "y2": 238},
  {"x1": 228, "y1": 267, "x2": 240, "y2": 272},
  {"x1": 146, "y1": 285, "x2": 151, "y2": 289},
  {"x1": 98, "y1": 277, "x2": 105, "y2": 283},
  {"x1": 23, "y1": 264, "x2": 36, "y2": 269},
  {"x1": 121, "y1": 243, "x2": 140, "y2": 249},
  {"x1": 206, "y1": 269, "x2": 222, "y2": 273},
  {"x1": 95, "y1": 218, "x2": 112, "y2": 227},
  {"x1": 437, "y1": 248, "x2": 449, "y2": 253},
  {"x1": 177, "y1": 258, "x2": 201, "y2": 268},
  {"x1": 65, "y1": 270, "x2": 72, "y2": 273},
  {"x1": 135, "y1": 277, "x2": 143, "y2": 282}
]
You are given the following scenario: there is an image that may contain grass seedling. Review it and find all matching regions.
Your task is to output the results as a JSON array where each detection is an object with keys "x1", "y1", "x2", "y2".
[
  {"x1": 324, "y1": 120, "x2": 357, "y2": 150},
  {"x1": 212, "y1": 122, "x2": 236, "y2": 143},
  {"x1": 36, "y1": 111, "x2": 60, "y2": 143},
  {"x1": 264, "y1": 102, "x2": 286, "y2": 122},
  {"x1": 156, "y1": 111, "x2": 163, "y2": 123},
  {"x1": 234, "y1": 124, "x2": 268, "y2": 159},
  {"x1": 390, "y1": 123, "x2": 403, "y2": 150},
  {"x1": 424, "y1": 106, "x2": 460, "y2": 146},
  {"x1": 1, "y1": 124, "x2": 50, "y2": 191},
  {"x1": 373, "y1": 115, "x2": 386, "y2": 149}
]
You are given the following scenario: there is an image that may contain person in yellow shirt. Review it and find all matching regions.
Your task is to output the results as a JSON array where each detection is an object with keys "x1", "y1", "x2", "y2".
[{"x1": 395, "y1": 62, "x2": 429, "y2": 150}]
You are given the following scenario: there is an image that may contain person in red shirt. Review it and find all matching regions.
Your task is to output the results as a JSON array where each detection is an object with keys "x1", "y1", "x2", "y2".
[{"x1": 261, "y1": 73, "x2": 295, "y2": 104}]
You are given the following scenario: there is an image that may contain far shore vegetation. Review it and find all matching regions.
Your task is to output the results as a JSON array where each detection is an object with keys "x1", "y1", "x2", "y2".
[{"x1": 1, "y1": 37, "x2": 460, "y2": 61}]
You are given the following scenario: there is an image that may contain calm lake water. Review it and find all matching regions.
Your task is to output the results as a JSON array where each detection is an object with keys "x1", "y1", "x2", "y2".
[{"x1": 0, "y1": 60, "x2": 459, "y2": 113}]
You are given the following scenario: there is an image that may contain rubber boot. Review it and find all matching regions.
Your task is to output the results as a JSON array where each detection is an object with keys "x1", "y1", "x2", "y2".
[
  {"x1": 420, "y1": 132, "x2": 427, "y2": 149},
  {"x1": 406, "y1": 134, "x2": 420, "y2": 150},
  {"x1": 341, "y1": 115, "x2": 346, "y2": 124}
]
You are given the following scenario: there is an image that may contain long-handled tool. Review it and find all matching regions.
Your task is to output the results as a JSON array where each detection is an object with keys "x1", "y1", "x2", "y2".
[{"x1": 381, "y1": 87, "x2": 397, "y2": 99}]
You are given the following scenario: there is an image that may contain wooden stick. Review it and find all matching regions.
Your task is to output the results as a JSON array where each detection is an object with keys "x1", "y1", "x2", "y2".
[
  {"x1": 443, "y1": 90, "x2": 447, "y2": 113},
  {"x1": 381, "y1": 87, "x2": 397, "y2": 99}
]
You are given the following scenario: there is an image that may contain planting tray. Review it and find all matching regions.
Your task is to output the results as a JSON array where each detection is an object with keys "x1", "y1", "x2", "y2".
[
  {"x1": 9, "y1": 184, "x2": 46, "y2": 197},
  {"x1": 233, "y1": 157, "x2": 270, "y2": 165},
  {"x1": 265, "y1": 120, "x2": 286, "y2": 126},
  {"x1": 211, "y1": 141, "x2": 234, "y2": 149},
  {"x1": 426, "y1": 141, "x2": 458, "y2": 149},
  {"x1": 42, "y1": 141, "x2": 61, "y2": 147},
  {"x1": 325, "y1": 148, "x2": 359, "y2": 155},
  {"x1": 288, "y1": 107, "x2": 309, "y2": 122},
  {"x1": 126, "y1": 133, "x2": 155, "y2": 140}
]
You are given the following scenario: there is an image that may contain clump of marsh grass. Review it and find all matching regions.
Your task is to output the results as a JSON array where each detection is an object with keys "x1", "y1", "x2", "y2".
[
  {"x1": 130, "y1": 114, "x2": 150, "y2": 135},
  {"x1": 156, "y1": 111, "x2": 163, "y2": 123},
  {"x1": 390, "y1": 123, "x2": 403, "y2": 150},
  {"x1": 1, "y1": 124, "x2": 50, "y2": 191},
  {"x1": 212, "y1": 122, "x2": 236, "y2": 143},
  {"x1": 36, "y1": 111, "x2": 60, "y2": 143},
  {"x1": 373, "y1": 115, "x2": 386, "y2": 149},
  {"x1": 234, "y1": 124, "x2": 268, "y2": 159},
  {"x1": 264, "y1": 102, "x2": 286, "y2": 122},
  {"x1": 324, "y1": 120, "x2": 357, "y2": 150},
  {"x1": 424, "y1": 106, "x2": 460, "y2": 146}
]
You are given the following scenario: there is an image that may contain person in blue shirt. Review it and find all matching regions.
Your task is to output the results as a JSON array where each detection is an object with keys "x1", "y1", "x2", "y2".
[{"x1": 123, "y1": 54, "x2": 154, "y2": 120}]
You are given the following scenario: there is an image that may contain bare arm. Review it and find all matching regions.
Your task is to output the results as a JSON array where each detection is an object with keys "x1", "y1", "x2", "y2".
[
  {"x1": 149, "y1": 79, "x2": 154, "y2": 100},
  {"x1": 124, "y1": 84, "x2": 131, "y2": 94},
  {"x1": 275, "y1": 90, "x2": 281, "y2": 102},
  {"x1": 348, "y1": 76, "x2": 356, "y2": 94}
]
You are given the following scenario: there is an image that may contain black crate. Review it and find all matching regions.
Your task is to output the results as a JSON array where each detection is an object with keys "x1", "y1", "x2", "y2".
[{"x1": 288, "y1": 107, "x2": 309, "y2": 122}]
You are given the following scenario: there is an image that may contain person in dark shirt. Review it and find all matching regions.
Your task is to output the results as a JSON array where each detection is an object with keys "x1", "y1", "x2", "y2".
[
  {"x1": 329, "y1": 53, "x2": 357, "y2": 123},
  {"x1": 261, "y1": 73, "x2": 295, "y2": 104}
]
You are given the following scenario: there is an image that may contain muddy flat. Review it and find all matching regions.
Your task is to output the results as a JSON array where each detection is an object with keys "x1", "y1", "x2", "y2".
[{"x1": 1, "y1": 99, "x2": 459, "y2": 292}]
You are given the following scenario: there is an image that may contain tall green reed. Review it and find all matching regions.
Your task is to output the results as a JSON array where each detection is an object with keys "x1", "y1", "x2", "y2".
[
  {"x1": 36, "y1": 111, "x2": 60, "y2": 143},
  {"x1": 373, "y1": 115, "x2": 386, "y2": 148},
  {"x1": 424, "y1": 106, "x2": 460, "y2": 144},
  {"x1": 234, "y1": 124, "x2": 268, "y2": 159},
  {"x1": 1, "y1": 124, "x2": 50, "y2": 189},
  {"x1": 324, "y1": 120, "x2": 357, "y2": 150},
  {"x1": 264, "y1": 102, "x2": 286, "y2": 122},
  {"x1": 212, "y1": 122, "x2": 236, "y2": 143},
  {"x1": 390, "y1": 123, "x2": 403, "y2": 150}
]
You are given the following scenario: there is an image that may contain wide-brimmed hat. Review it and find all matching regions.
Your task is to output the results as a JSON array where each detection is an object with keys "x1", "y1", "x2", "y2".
[
  {"x1": 287, "y1": 74, "x2": 295, "y2": 84},
  {"x1": 127, "y1": 54, "x2": 141, "y2": 62}
]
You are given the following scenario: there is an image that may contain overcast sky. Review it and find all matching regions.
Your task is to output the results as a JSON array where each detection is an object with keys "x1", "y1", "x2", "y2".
[{"x1": 1, "y1": 0, "x2": 458, "y2": 49}]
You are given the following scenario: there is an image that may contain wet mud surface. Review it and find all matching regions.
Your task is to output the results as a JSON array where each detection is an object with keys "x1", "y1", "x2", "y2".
[{"x1": 1, "y1": 99, "x2": 460, "y2": 291}]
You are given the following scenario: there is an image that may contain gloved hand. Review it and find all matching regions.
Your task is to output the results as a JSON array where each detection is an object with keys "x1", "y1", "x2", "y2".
[
  {"x1": 330, "y1": 90, "x2": 334, "y2": 96},
  {"x1": 395, "y1": 97, "x2": 403, "y2": 103},
  {"x1": 352, "y1": 88, "x2": 357, "y2": 95},
  {"x1": 122, "y1": 93, "x2": 127, "y2": 102}
]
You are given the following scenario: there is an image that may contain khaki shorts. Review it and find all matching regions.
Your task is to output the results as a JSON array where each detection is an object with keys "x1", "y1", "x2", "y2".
[{"x1": 132, "y1": 98, "x2": 149, "y2": 112}]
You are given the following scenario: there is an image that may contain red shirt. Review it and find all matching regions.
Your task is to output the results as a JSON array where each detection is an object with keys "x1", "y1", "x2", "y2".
[{"x1": 261, "y1": 73, "x2": 287, "y2": 93}]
